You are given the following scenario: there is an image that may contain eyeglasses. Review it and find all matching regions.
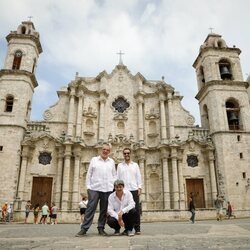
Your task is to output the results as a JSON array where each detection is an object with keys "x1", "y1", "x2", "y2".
[{"x1": 123, "y1": 152, "x2": 130, "y2": 155}]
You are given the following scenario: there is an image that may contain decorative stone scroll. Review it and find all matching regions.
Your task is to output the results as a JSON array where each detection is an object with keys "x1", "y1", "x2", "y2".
[
  {"x1": 145, "y1": 108, "x2": 160, "y2": 120},
  {"x1": 43, "y1": 110, "x2": 53, "y2": 120}
]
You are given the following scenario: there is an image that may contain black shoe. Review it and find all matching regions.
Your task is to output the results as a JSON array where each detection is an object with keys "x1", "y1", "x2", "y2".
[
  {"x1": 121, "y1": 229, "x2": 128, "y2": 236},
  {"x1": 75, "y1": 229, "x2": 87, "y2": 237},
  {"x1": 114, "y1": 229, "x2": 120, "y2": 236},
  {"x1": 98, "y1": 229, "x2": 108, "y2": 236}
]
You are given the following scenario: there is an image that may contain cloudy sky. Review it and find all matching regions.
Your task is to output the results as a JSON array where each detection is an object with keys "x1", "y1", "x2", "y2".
[{"x1": 0, "y1": 0, "x2": 250, "y2": 124}]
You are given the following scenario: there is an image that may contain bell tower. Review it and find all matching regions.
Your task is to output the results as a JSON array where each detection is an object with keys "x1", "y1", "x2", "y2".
[
  {"x1": 193, "y1": 33, "x2": 250, "y2": 210},
  {"x1": 0, "y1": 21, "x2": 42, "y2": 205}
]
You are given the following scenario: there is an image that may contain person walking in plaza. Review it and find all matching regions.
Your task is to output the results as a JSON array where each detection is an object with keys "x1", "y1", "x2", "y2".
[
  {"x1": 41, "y1": 202, "x2": 49, "y2": 224},
  {"x1": 24, "y1": 200, "x2": 32, "y2": 224},
  {"x1": 79, "y1": 194, "x2": 88, "y2": 225},
  {"x1": 1, "y1": 202, "x2": 8, "y2": 223},
  {"x1": 33, "y1": 204, "x2": 40, "y2": 224},
  {"x1": 50, "y1": 202, "x2": 58, "y2": 225},
  {"x1": 189, "y1": 196, "x2": 195, "y2": 223},
  {"x1": 117, "y1": 147, "x2": 142, "y2": 235},
  {"x1": 215, "y1": 194, "x2": 224, "y2": 221},
  {"x1": 226, "y1": 201, "x2": 235, "y2": 219},
  {"x1": 107, "y1": 179, "x2": 136, "y2": 236},
  {"x1": 75, "y1": 143, "x2": 117, "y2": 237},
  {"x1": 7, "y1": 203, "x2": 13, "y2": 223}
]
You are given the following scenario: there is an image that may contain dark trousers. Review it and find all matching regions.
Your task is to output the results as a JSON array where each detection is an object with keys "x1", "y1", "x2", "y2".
[
  {"x1": 81, "y1": 189, "x2": 112, "y2": 231},
  {"x1": 131, "y1": 190, "x2": 140, "y2": 231},
  {"x1": 190, "y1": 209, "x2": 195, "y2": 223},
  {"x1": 107, "y1": 208, "x2": 136, "y2": 231}
]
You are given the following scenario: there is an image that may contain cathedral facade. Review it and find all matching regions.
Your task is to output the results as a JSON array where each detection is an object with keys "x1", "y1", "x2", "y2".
[{"x1": 0, "y1": 21, "x2": 249, "y2": 222}]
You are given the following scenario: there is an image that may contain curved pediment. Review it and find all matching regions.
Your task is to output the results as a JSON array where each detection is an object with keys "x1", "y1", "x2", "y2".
[{"x1": 22, "y1": 133, "x2": 62, "y2": 146}]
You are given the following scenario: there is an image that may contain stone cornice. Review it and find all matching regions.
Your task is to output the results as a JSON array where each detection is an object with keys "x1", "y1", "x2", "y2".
[
  {"x1": 0, "y1": 69, "x2": 38, "y2": 88},
  {"x1": 193, "y1": 47, "x2": 241, "y2": 68},
  {"x1": 210, "y1": 130, "x2": 250, "y2": 136},
  {"x1": 6, "y1": 33, "x2": 43, "y2": 54},
  {"x1": 195, "y1": 80, "x2": 249, "y2": 100}
]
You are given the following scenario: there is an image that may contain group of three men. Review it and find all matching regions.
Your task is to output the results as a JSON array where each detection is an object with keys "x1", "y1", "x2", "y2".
[{"x1": 76, "y1": 143, "x2": 142, "y2": 237}]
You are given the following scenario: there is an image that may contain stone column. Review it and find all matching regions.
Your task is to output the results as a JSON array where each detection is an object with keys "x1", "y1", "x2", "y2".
[
  {"x1": 61, "y1": 144, "x2": 72, "y2": 210},
  {"x1": 208, "y1": 150, "x2": 217, "y2": 204},
  {"x1": 167, "y1": 93, "x2": 175, "y2": 139},
  {"x1": 171, "y1": 147, "x2": 179, "y2": 209},
  {"x1": 177, "y1": 156, "x2": 185, "y2": 209},
  {"x1": 161, "y1": 148, "x2": 170, "y2": 209},
  {"x1": 55, "y1": 147, "x2": 64, "y2": 208},
  {"x1": 17, "y1": 146, "x2": 29, "y2": 208},
  {"x1": 137, "y1": 149, "x2": 146, "y2": 209},
  {"x1": 72, "y1": 146, "x2": 81, "y2": 209},
  {"x1": 159, "y1": 94, "x2": 167, "y2": 142},
  {"x1": 76, "y1": 90, "x2": 84, "y2": 138},
  {"x1": 137, "y1": 95, "x2": 144, "y2": 142},
  {"x1": 98, "y1": 94, "x2": 106, "y2": 142},
  {"x1": 67, "y1": 88, "x2": 75, "y2": 137}
]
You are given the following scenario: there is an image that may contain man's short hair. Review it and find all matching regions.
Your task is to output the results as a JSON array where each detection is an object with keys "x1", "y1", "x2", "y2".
[
  {"x1": 114, "y1": 179, "x2": 125, "y2": 187},
  {"x1": 123, "y1": 147, "x2": 131, "y2": 153}
]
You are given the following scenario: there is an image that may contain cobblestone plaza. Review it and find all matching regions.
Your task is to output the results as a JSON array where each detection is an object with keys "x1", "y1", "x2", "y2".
[{"x1": 0, "y1": 218, "x2": 249, "y2": 249}]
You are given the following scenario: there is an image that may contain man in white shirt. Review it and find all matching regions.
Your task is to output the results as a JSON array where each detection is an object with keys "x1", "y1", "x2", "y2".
[
  {"x1": 117, "y1": 148, "x2": 142, "y2": 235},
  {"x1": 76, "y1": 143, "x2": 117, "y2": 237},
  {"x1": 107, "y1": 179, "x2": 135, "y2": 236}
]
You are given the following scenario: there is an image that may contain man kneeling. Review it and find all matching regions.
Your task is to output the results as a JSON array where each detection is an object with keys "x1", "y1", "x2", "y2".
[{"x1": 107, "y1": 179, "x2": 136, "y2": 236}]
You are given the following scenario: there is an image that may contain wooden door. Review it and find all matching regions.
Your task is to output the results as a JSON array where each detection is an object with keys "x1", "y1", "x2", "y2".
[
  {"x1": 186, "y1": 179, "x2": 205, "y2": 208},
  {"x1": 31, "y1": 177, "x2": 53, "y2": 207}
]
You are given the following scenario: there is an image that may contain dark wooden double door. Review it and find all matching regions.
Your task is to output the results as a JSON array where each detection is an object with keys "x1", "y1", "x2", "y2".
[
  {"x1": 186, "y1": 179, "x2": 205, "y2": 208},
  {"x1": 31, "y1": 177, "x2": 53, "y2": 207}
]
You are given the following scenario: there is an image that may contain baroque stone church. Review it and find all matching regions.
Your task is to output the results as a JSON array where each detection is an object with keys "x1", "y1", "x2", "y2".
[{"x1": 0, "y1": 21, "x2": 250, "y2": 221}]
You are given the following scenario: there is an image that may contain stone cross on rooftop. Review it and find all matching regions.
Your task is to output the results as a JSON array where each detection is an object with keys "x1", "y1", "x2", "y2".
[
  {"x1": 28, "y1": 16, "x2": 33, "y2": 22},
  {"x1": 209, "y1": 27, "x2": 214, "y2": 33},
  {"x1": 117, "y1": 50, "x2": 124, "y2": 65}
]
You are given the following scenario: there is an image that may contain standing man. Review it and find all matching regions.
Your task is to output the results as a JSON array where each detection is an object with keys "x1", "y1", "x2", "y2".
[
  {"x1": 117, "y1": 148, "x2": 142, "y2": 235},
  {"x1": 76, "y1": 143, "x2": 117, "y2": 237},
  {"x1": 107, "y1": 179, "x2": 136, "y2": 236}
]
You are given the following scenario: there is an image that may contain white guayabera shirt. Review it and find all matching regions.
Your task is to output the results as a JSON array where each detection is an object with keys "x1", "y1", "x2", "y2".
[
  {"x1": 108, "y1": 189, "x2": 135, "y2": 220},
  {"x1": 86, "y1": 156, "x2": 117, "y2": 192},
  {"x1": 117, "y1": 161, "x2": 142, "y2": 191}
]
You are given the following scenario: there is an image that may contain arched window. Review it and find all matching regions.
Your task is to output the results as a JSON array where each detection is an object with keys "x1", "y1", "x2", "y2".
[
  {"x1": 12, "y1": 50, "x2": 22, "y2": 70},
  {"x1": 21, "y1": 26, "x2": 26, "y2": 34},
  {"x1": 149, "y1": 121, "x2": 156, "y2": 134},
  {"x1": 226, "y1": 99, "x2": 241, "y2": 130},
  {"x1": 86, "y1": 119, "x2": 93, "y2": 132},
  {"x1": 219, "y1": 59, "x2": 232, "y2": 80},
  {"x1": 202, "y1": 104, "x2": 209, "y2": 129},
  {"x1": 117, "y1": 121, "x2": 125, "y2": 134},
  {"x1": 26, "y1": 101, "x2": 31, "y2": 118},
  {"x1": 32, "y1": 58, "x2": 36, "y2": 73},
  {"x1": 200, "y1": 66, "x2": 205, "y2": 83},
  {"x1": 5, "y1": 95, "x2": 14, "y2": 112}
]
